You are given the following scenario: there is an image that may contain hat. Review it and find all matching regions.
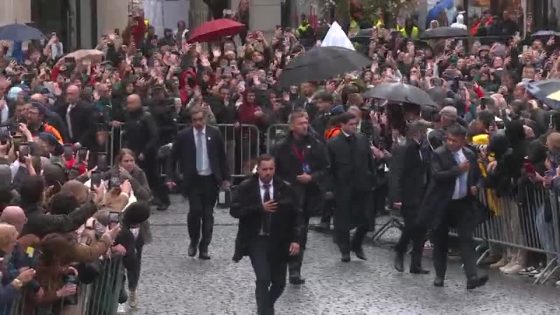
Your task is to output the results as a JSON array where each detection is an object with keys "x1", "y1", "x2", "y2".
[
  {"x1": 330, "y1": 104, "x2": 345, "y2": 115},
  {"x1": 123, "y1": 201, "x2": 151, "y2": 225}
]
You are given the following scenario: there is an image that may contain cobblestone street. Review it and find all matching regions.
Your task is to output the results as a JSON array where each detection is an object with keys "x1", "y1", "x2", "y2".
[{"x1": 128, "y1": 196, "x2": 560, "y2": 314}]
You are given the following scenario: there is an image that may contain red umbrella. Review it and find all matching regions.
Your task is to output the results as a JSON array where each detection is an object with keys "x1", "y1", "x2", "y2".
[{"x1": 188, "y1": 18, "x2": 245, "y2": 43}]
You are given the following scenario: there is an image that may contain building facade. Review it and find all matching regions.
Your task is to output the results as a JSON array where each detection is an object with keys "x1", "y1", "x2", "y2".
[{"x1": 0, "y1": 0, "x2": 128, "y2": 50}]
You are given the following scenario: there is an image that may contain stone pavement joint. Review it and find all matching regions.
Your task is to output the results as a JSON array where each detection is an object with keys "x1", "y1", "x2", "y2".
[{"x1": 126, "y1": 195, "x2": 560, "y2": 314}]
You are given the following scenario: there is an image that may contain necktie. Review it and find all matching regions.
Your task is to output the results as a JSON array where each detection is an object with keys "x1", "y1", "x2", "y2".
[
  {"x1": 66, "y1": 105, "x2": 74, "y2": 140},
  {"x1": 196, "y1": 131, "x2": 204, "y2": 172},
  {"x1": 262, "y1": 184, "x2": 271, "y2": 235},
  {"x1": 455, "y1": 152, "x2": 466, "y2": 197}
]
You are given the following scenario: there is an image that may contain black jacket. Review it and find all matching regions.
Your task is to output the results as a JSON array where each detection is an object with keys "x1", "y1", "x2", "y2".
[
  {"x1": 272, "y1": 132, "x2": 329, "y2": 190},
  {"x1": 55, "y1": 101, "x2": 96, "y2": 147},
  {"x1": 417, "y1": 146, "x2": 481, "y2": 230},
  {"x1": 169, "y1": 125, "x2": 230, "y2": 190},
  {"x1": 123, "y1": 109, "x2": 159, "y2": 157},
  {"x1": 230, "y1": 176, "x2": 304, "y2": 262},
  {"x1": 389, "y1": 139, "x2": 428, "y2": 208},
  {"x1": 21, "y1": 201, "x2": 97, "y2": 238},
  {"x1": 327, "y1": 132, "x2": 376, "y2": 192}
]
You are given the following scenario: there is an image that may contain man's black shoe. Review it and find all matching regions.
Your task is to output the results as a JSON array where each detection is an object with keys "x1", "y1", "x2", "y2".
[
  {"x1": 199, "y1": 251, "x2": 211, "y2": 260},
  {"x1": 341, "y1": 253, "x2": 351, "y2": 262},
  {"x1": 289, "y1": 277, "x2": 306, "y2": 285},
  {"x1": 433, "y1": 277, "x2": 444, "y2": 287},
  {"x1": 156, "y1": 204, "x2": 170, "y2": 211},
  {"x1": 394, "y1": 252, "x2": 404, "y2": 272},
  {"x1": 187, "y1": 244, "x2": 197, "y2": 257},
  {"x1": 410, "y1": 267, "x2": 430, "y2": 275},
  {"x1": 467, "y1": 275, "x2": 489, "y2": 290},
  {"x1": 353, "y1": 248, "x2": 367, "y2": 260}
]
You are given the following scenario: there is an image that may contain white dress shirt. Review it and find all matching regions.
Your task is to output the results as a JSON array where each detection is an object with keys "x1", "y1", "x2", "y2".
[
  {"x1": 0, "y1": 98, "x2": 8, "y2": 124},
  {"x1": 259, "y1": 179, "x2": 274, "y2": 201},
  {"x1": 452, "y1": 148, "x2": 469, "y2": 200},
  {"x1": 194, "y1": 127, "x2": 212, "y2": 175}
]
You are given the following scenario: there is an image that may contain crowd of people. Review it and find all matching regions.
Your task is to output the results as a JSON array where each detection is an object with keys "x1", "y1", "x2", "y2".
[{"x1": 0, "y1": 3, "x2": 559, "y2": 314}]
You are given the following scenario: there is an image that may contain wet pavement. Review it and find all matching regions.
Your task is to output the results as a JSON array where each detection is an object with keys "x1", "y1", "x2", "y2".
[{"x1": 126, "y1": 195, "x2": 560, "y2": 315}]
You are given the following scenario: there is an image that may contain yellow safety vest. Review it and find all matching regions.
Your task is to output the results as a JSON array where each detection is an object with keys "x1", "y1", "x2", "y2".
[{"x1": 398, "y1": 25, "x2": 420, "y2": 39}]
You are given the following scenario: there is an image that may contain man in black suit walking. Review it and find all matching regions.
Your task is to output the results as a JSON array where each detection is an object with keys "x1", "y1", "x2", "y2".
[
  {"x1": 55, "y1": 85, "x2": 96, "y2": 147},
  {"x1": 327, "y1": 113, "x2": 376, "y2": 262},
  {"x1": 167, "y1": 106, "x2": 230, "y2": 260},
  {"x1": 418, "y1": 124, "x2": 489, "y2": 289},
  {"x1": 272, "y1": 111, "x2": 329, "y2": 285},
  {"x1": 390, "y1": 121, "x2": 430, "y2": 274},
  {"x1": 230, "y1": 154, "x2": 303, "y2": 315}
]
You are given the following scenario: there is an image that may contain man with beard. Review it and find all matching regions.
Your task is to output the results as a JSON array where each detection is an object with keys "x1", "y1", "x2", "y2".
[
  {"x1": 230, "y1": 154, "x2": 303, "y2": 315},
  {"x1": 26, "y1": 102, "x2": 63, "y2": 143},
  {"x1": 167, "y1": 106, "x2": 230, "y2": 260},
  {"x1": 272, "y1": 111, "x2": 329, "y2": 285}
]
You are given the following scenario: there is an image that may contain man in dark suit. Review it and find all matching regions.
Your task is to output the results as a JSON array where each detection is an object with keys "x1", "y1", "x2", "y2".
[
  {"x1": 327, "y1": 113, "x2": 376, "y2": 262},
  {"x1": 167, "y1": 106, "x2": 230, "y2": 260},
  {"x1": 230, "y1": 154, "x2": 303, "y2": 315},
  {"x1": 390, "y1": 121, "x2": 430, "y2": 274},
  {"x1": 418, "y1": 124, "x2": 489, "y2": 290},
  {"x1": 272, "y1": 111, "x2": 329, "y2": 285},
  {"x1": 310, "y1": 92, "x2": 334, "y2": 138},
  {"x1": 55, "y1": 85, "x2": 96, "y2": 147},
  {"x1": 293, "y1": 82, "x2": 318, "y2": 120}
]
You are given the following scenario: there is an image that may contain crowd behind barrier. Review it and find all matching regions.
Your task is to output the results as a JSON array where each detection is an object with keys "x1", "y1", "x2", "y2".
[
  {"x1": 109, "y1": 122, "x2": 560, "y2": 286},
  {"x1": 2, "y1": 256, "x2": 123, "y2": 315}
]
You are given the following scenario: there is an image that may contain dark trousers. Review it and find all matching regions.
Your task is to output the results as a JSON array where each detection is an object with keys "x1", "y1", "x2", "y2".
[
  {"x1": 187, "y1": 175, "x2": 218, "y2": 251},
  {"x1": 321, "y1": 197, "x2": 335, "y2": 225},
  {"x1": 249, "y1": 236, "x2": 287, "y2": 315},
  {"x1": 394, "y1": 206, "x2": 426, "y2": 269},
  {"x1": 138, "y1": 152, "x2": 169, "y2": 205},
  {"x1": 288, "y1": 215, "x2": 308, "y2": 278},
  {"x1": 155, "y1": 156, "x2": 170, "y2": 205},
  {"x1": 127, "y1": 242, "x2": 144, "y2": 291},
  {"x1": 336, "y1": 225, "x2": 369, "y2": 254},
  {"x1": 369, "y1": 184, "x2": 387, "y2": 230},
  {"x1": 432, "y1": 198, "x2": 478, "y2": 279},
  {"x1": 288, "y1": 186, "x2": 313, "y2": 278},
  {"x1": 335, "y1": 191, "x2": 371, "y2": 254}
]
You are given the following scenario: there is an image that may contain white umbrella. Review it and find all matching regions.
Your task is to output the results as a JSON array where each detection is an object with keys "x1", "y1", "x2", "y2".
[{"x1": 321, "y1": 22, "x2": 355, "y2": 51}]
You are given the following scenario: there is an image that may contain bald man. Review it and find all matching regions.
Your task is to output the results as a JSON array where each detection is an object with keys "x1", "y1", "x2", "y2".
[
  {"x1": 0, "y1": 206, "x2": 27, "y2": 233},
  {"x1": 123, "y1": 94, "x2": 160, "y2": 207},
  {"x1": 54, "y1": 84, "x2": 95, "y2": 147}
]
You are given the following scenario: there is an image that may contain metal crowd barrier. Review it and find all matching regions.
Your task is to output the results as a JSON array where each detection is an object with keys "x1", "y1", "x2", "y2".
[
  {"x1": 474, "y1": 184, "x2": 560, "y2": 284},
  {"x1": 114, "y1": 124, "x2": 262, "y2": 179},
  {"x1": 4, "y1": 256, "x2": 124, "y2": 315},
  {"x1": 265, "y1": 124, "x2": 290, "y2": 153}
]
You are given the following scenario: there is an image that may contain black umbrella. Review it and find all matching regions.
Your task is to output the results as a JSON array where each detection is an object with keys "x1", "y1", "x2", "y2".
[
  {"x1": 363, "y1": 82, "x2": 437, "y2": 107},
  {"x1": 278, "y1": 47, "x2": 371, "y2": 87},
  {"x1": 0, "y1": 23, "x2": 45, "y2": 41},
  {"x1": 526, "y1": 80, "x2": 560, "y2": 109},
  {"x1": 420, "y1": 26, "x2": 468, "y2": 40}
]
